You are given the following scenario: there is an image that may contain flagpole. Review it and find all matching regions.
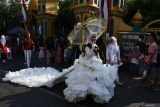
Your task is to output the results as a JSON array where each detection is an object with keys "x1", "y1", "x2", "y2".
[
  {"x1": 20, "y1": 0, "x2": 29, "y2": 35},
  {"x1": 107, "y1": 0, "x2": 111, "y2": 37}
]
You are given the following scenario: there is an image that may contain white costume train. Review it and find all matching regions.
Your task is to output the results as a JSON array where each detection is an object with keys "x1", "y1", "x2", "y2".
[{"x1": 3, "y1": 43, "x2": 118, "y2": 104}]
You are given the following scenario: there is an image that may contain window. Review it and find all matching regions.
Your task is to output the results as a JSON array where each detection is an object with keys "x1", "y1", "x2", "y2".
[
  {"x1": 86, "y1": 0, "x2": 90, "y2": 3},
  {"x1": 113, "y1": 0, "x2": 118, "y2": 6},
  {"x1": 38, "y1": 5, "x2": 41, "y2": 13},
  {"x1": 80, "y1": 0, "x2": 83, "y2": 4},
  {"x1": 94, "y1": 0, "x2": 97, "y2": 4},
  {"x1": 42, "y1": 4, "x2": 45, "y2": 11}
]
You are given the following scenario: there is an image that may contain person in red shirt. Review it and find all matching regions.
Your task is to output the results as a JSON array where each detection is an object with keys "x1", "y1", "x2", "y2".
[
  {"x1": 0, "y1": 35, "x2": 9, "y2": 63},
  {"x1": 22, "y1": 32, "x2": 35, "y2": 67}
]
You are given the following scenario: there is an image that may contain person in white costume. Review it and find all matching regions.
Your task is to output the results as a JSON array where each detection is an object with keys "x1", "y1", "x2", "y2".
[
  {"x1": 63, "y1": 33, "x2": 118, "y2": 103},
  {"x1": 106, "y1": 36, "x2": 122, "y2": 86}
]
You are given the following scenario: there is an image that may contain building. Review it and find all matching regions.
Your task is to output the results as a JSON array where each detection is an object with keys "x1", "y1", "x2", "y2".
[
  {"x1": 28, "y1": 0, "x2": 160, "y2": 38},
  {"x1": 28, "y1": 0, "x2": 58, "y2": 38},
  {"x1": 71, "y1": 0, "x2": 99, "y2": 23},
  {"x1": 27, "y1": 0, "x2": 130, "y2": 38},
  {"x1": 71, "y1": 0, "x2": 131, "y2": 36}
]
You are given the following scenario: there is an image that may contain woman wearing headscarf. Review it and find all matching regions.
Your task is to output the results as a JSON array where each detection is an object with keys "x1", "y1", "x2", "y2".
[{"x1": 106, "y1": 36, "x2": 122, "y2": 86}]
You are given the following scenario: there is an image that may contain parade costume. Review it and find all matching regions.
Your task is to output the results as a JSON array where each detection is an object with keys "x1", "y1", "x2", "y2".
[
  {"x1": 3, "y1": 67, "x2": 61, "y2": 87},
  {"x1": 63, "y1": 43, "x2": 117, "y2": 103}
]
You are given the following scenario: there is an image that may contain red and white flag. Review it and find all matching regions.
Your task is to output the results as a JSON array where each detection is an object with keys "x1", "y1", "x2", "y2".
[
  {"x1": 99, "y1": 0, "x2": 111, "y2": 37},
  {"x1": 19, "y1": 0, "x2": 29, "y2": 34}
]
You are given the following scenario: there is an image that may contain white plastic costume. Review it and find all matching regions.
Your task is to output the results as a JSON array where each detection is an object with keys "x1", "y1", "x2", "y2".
[{"x1": 63, "y1": 43, "x2": 117, "y2": 103}]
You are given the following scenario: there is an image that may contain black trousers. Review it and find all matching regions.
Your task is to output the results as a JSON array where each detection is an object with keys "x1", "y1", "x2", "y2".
[{"x1": 1, "y1": 53, "x2": 7, "y2": 61}]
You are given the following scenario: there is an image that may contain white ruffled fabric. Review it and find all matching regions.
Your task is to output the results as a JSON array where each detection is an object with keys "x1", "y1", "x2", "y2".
[
  {"x1": 3, "y1": 67, "x2": 61, "y2": 87},
  {"x1": 2, "y1": 55, "x2": 118, "y2": 104},
  {"x1": 63, "y1": 55, "x2": 118, "y2": 103}
]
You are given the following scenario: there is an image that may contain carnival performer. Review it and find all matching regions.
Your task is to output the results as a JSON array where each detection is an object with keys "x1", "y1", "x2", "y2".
[
  {"x1": 106, "y1": 36, "x2": 122, "y2": 86},
  {"x1": 22, "y1": 32, "x2": 35, "y2": 67},
  {"x1": 62, "y1": 32, "x2": 117, "y2": 103}
]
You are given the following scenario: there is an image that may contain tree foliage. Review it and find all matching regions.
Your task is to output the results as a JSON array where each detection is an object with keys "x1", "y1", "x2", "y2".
[
  {"x1": 55, "y1": 0, "x2": 75, "y2": 37},
  {"x1": 0, "y1": 0, "x2": 21, "y2": 33},
  {"x1": 125, "y1": 0, "x2": 160, "y2": 26},
  {"x1": 8, "y1": 0, "x2": 21, "y2": 18}
]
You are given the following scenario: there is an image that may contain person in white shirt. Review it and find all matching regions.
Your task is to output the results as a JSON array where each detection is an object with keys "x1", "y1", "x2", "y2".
[{"x1": 106, "y1": 36, "x2": 122, "y2": 86}]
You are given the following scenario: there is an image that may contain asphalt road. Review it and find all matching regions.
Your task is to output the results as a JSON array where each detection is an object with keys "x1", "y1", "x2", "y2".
[{"x1": 0, "y1": 53, "x2": 160, "y2": 107}]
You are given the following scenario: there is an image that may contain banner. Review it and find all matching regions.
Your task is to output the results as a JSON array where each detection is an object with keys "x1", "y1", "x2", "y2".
[
  {"x1": 19, "y1": 0, "x2": 29, "y2": 34},
  {"x1": 98, "y1": 0, "x2": 111, "y2": 37}
]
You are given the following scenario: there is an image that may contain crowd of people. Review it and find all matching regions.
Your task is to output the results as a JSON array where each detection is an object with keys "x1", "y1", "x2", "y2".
[
  {"x1": 0, "y1": 33, "x2": 70, "y2": 67},
  {"x1": 128, "y1": 33, "x2": 159, "y2": 89}
]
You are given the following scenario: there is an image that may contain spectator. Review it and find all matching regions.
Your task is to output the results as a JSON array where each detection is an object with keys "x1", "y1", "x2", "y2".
[
  {"x1": 6, "y1": 36, "x2": 13, "y2": 60},
  {"x1": 129, "y1": 46, "x2": 144, "y2": 75},
  {"x1": 142, "y1": 33, "x2": 158, "y2": 89},
  {"x1": 22, "y1": 32, "x2": 35, "y2": 67},
  {"x1": 136, "y1": 35, "x2": 146, "y2": 55},
  {"x1": 0, "y1": 35, "x2": 9, "y2": 63},
  {"x1": 45, "y1": 37, "x2": 52, "y2": 64},
  {"x1": 38, "y1": 36, "x2": 45, "y2": 62},
  {"x1": 55, "y1": 44, "x2": 62, "y2": 65}
]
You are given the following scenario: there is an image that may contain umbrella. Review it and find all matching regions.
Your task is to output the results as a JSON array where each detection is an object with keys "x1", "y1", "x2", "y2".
[
  {"x1": 68, "y1": 18, "x2": 107, "y2": 45},
  {"x1": 7, "y1": 27, "x2": 25, "y2": 35}
]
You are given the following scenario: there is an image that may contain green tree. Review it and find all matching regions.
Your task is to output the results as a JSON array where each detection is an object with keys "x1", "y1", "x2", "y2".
[
  {"x1": 55, "y1": 0, "x2": 75, "y2": 37},
  {"x1": 0, "y1": 0, "x2": 9, "y2": 32},
  {"x1": 8, "y1": 0, "x2": 21, "y2": 18},
  {"x1": 0, "y1": 0, "x2": 22, "y2": 33},
  {"x1": 125, "y1": 0, "x2": 160, "y2": 26}
]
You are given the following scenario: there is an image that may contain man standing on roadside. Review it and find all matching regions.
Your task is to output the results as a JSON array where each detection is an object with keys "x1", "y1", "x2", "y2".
[{"x1": 22, "y1": 32, "x2": 35, "y2": 67}]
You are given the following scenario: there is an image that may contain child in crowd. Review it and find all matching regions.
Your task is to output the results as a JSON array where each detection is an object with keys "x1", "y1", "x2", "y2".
[
  {"x1": 129, "y1": 46, "x2": 144, "y2": 75},
  {"x1": 38, "y1": 47, "x2": 44, "y2": 62},
  {"x1": 55, "y1": 44, "x2": 62, "y2": 65}
]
